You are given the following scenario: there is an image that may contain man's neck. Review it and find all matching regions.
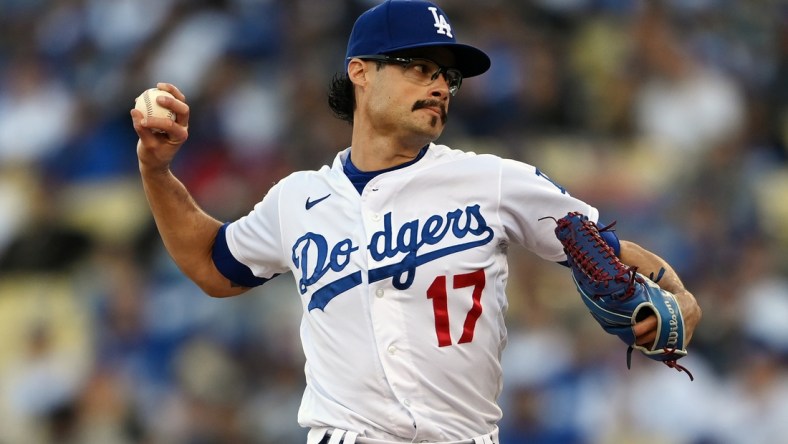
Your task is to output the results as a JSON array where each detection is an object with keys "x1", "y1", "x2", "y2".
[{"x1": 350, "y1": 129, "x2": 431, "y2": 172}]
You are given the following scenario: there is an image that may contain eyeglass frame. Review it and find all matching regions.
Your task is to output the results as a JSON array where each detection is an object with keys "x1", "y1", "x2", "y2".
[{"x1": 350, "y1": 54, "x2": 463, "y2": 96}]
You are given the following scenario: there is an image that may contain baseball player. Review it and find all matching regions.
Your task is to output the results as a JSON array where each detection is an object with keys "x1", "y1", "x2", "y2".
[{"x1": 130, "y1": 1, "x2": 702, "y2": 443}]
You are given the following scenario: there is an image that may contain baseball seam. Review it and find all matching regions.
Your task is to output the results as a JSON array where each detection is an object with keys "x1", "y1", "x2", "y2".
[
  {"x1": 144, "y1": 91, "x2": 154, "y2": 117},
  {"x1": 143, "y1": 90, "x2": 175, "y2": 120}
]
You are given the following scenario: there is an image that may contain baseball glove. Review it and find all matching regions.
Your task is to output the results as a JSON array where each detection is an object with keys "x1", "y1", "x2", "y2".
[{"x1": 545, "y1": 212, "x2": 693, "y2": 380}]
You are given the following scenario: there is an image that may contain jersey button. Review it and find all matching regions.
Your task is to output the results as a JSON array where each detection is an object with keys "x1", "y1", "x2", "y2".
[
  {"x1": 387, "y1": 345, "x2": 397, "y2": 355},
  {"x1": 371, "y1": 212, "x2": 381, "y2": 221},
  {"x1": 375, "y1": 289, "x2": 384, "y2": 298}
]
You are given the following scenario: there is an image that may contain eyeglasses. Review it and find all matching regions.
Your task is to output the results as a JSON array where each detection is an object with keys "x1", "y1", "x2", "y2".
[{"x1": 354, "y1": 55, "x2": 463, "y2": 96}]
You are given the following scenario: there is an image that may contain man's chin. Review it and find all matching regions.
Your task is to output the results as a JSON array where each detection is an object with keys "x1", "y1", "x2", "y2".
[{"x1": 421, "y1": 111, "x2": 447, "y2": 129}]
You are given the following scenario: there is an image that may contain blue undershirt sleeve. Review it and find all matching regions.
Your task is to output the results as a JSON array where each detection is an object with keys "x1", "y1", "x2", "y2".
[
  {"x1": 598, "y1": 221, "x2": 621, "y2": 257},
  {"x1": 212, "y1": 223, "x2": 273, "y2": 288}
]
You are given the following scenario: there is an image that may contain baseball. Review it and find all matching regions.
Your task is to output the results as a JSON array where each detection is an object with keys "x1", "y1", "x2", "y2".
[{"x1": 135, "y1": 88, "x2": 176, "y2": 132}]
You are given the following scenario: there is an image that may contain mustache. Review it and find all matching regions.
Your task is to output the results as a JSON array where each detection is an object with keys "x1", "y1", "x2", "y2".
[{"x1": 412, "y1": 100, "x2": 448, "y2": 125}]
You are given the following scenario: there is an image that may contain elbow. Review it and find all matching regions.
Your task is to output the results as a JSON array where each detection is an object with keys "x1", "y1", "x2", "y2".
[
  {"x1": 188, "y1": 267, "x2": 249, "y2": 298},
  {"x1": 199, "y1": 282, "x2": 248, "y2": 298},
  {"x1": 201, "y1": 284, "x2": 229, "y2": 298}
]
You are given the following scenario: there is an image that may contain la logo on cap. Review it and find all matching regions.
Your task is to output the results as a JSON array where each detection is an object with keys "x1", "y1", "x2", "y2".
[{"x1": 428, "y1": 6, "x2": 452, "y2": 38}]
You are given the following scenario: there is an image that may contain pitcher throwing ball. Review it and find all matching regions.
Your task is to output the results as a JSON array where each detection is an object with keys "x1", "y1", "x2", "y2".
[{"x1": 130, "y1": 1, "x2": 701, "y2": 443}]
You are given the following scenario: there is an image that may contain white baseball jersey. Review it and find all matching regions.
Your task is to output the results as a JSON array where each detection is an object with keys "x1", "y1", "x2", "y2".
[{"x1": 217, "y1": 143, "x2": 598, "y2": 442}]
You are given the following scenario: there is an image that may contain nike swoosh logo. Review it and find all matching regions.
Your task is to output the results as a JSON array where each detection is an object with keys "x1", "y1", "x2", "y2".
[{"x1": 305, "y1": 194, "x2": 331, "y2": 210}]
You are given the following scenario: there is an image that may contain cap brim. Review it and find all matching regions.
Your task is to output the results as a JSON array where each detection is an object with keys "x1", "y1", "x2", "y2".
[{"x1": 383, "y1": 42, "x2": 491, "y2": 78}]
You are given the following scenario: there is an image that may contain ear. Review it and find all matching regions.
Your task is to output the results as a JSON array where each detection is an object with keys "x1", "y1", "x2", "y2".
[{"x1": 347, "y1": 58, "x2": 369, "y2": 87}]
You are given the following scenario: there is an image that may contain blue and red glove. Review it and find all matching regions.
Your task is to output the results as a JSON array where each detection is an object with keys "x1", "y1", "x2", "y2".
[{"x1": 548, "y1": 212, "x2": 692, "y2": 380}]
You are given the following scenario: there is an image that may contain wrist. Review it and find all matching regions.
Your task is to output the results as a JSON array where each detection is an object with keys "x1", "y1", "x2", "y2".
[{"x1": 138, "y1": 160, "x2": 172, "y2": 179}]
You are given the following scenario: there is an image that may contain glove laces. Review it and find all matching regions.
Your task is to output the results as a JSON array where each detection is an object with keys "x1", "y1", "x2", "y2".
[
  {"x1": 626, "y1": 346, "x2": 695, "y2": 381},
  {"x1": 556, "y1": 215, "x2": 643, "y2": 300}
]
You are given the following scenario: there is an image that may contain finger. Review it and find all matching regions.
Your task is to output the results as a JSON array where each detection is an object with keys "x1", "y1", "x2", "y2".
[
  {"x1": 130, "y1": 107, "x2": 143, "y2": 128},
  {"x1": 156, "y1": 82, "x2": 185, "y2": 102},
  {"x1": 633, "y1": 315, "x2": 658, "y2": 346},
  {"x1": 154, "y1": 84, "x2": 190, "y2": 127},
  {"x1": 131, "y1": 108, "x2": 188, "y2": 147},
  {"x1": 160, "y1": 118, "x2": 188, "y2": 144},
  {"x1": 130, "y1": 108, "x2": 156, "y2": 142},
  {"x1": 636, "y1": 330, "x2": 657, "y2": 347},
  {"x1": 632, "y1": 315, "x2": 657, "y2": 336},
  {"x1": 155, "y1": 94, "x2": 188, "y2": 117}
]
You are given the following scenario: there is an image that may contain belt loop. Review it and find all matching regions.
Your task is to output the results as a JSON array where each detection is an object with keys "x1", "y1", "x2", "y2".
[
  {"x1": 472, "y1": 427, "x2": 498, "y2": 444},
  {"x1": 343, "y1": 431, "x2": 358, "y2": 444},
  {"x1": 489, "y1": 426, "x2": 499, "y2": 444},
  {"x1": 328, "y1": 430, "x2": 346, "y2": 444},
  {"x1": 307, "y1": 428, "x2": 328, "y2": 444}
]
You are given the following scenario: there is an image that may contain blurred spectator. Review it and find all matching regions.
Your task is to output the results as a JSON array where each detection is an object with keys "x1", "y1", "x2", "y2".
[
  {"x1": 631, "y1": 2, "x2": 746, "y2": 166},
  {"x1": 0, "y1": 56, "x2": 76, "y2": 164}
]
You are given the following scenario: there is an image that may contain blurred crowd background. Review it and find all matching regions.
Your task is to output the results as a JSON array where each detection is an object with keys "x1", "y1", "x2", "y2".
[{"x1": 0, "y1": 0, "x2": 786, "y2": 443}]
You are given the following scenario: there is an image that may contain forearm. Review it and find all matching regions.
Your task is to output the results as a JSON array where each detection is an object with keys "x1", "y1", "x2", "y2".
[
  {"x1": 619, "y1": 240, "x2": 683, "y2": 294},
  {"x1": 140, "y1": 167, "x2": 246, "y2": 297},
  {"x1": 132, "y1": 83, "x2": 247, "y2": 297}
]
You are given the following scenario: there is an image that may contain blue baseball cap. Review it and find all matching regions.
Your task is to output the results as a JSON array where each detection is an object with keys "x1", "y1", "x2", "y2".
[{"x1": 345, "y1": 0, "x2": 491, "y2": 78}]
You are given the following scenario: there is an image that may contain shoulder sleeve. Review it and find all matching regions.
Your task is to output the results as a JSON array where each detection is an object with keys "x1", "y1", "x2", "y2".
[
  {"x1": 218, "y1": 180, "x2": 291, "y2": 281},
  {"x1": 498, "y1": 159, "x2": 599, "y2": 262},
  {"x1": 212, "y1": 223, "x2": 274, "y2": 287}
]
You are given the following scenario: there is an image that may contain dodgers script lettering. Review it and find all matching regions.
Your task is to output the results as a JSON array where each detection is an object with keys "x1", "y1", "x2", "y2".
[{"x1": 292, "y1": 204, "x2": 495, "y2": 311}]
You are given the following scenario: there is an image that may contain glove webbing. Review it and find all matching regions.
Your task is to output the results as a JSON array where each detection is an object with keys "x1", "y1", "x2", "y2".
[{"x1": 556, "y1": 217, "x2": 641, "y2": 300}]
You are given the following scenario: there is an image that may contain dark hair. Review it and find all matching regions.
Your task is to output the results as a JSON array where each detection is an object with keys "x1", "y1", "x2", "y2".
[{"x1": 328, "y1": 73, "x2": 355, "y2": 124}]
